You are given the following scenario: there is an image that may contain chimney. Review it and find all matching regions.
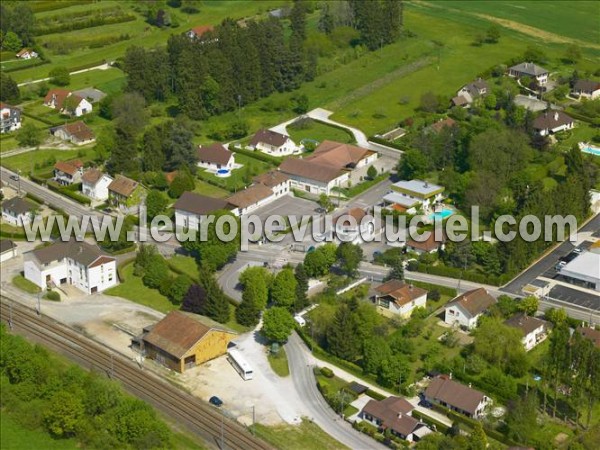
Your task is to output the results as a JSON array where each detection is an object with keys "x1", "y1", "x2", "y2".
[
  {"x1": 469, "y1": 383, "x2": 472, "y2": 388},
  {"x1": 449, "y1": 372, "x2": 453, "y2": 380},
  {"x1": 424, "y1": 181, "x2": 429, "y2": 188},
  {"x1": 554, "y1": 112, "x2": 559, "y2": 121}
]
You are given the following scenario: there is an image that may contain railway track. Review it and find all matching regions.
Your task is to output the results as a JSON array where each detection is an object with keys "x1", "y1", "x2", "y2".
[{"x1": 0, "y1": 298, "x2": 274, "y2": 450}]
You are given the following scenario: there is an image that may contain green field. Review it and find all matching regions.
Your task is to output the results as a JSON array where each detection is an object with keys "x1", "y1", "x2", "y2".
[
  {"x1": 254, "y1": 419, "x2": 349, "y2": 450},
  {"x1": 193, "y1": 179, "x2": 230, "y2": 198},
  {"x1": 167, "y1": 254, "x2": 200, "y2": 281},
  {"x1": 2, "y1": 148, "x2": 97, "y2": 174},
  {"x1": 12, "y1": 275, "x2": 42, "y2": 294},
  {"x1": 428, "y1": 0, "x2": 599, "y2": 44},
  {"x1": 0, "y1": 412, "x2": 80, "y2": 450},
  {"x1": 286, "y1": 120, "x2": 354, "y2": 145}
]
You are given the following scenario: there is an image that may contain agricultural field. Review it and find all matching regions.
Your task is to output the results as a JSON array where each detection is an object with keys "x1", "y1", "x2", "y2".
[
  {"x1": 1, "y1": 147, "x2": 97, "y2": 175},
  {"x1": 0, "y1": 412, "x2": 80, "y2": 450}
]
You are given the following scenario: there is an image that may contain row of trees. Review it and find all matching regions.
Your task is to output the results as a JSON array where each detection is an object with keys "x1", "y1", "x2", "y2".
[{"x1": 1, "y1": 325, "x2": 172, "y2": 449}]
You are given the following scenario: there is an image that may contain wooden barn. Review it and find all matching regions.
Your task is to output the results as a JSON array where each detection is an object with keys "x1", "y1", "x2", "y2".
[{"x1": 140, "y1": 311, "x2": 237, "y2": 373}]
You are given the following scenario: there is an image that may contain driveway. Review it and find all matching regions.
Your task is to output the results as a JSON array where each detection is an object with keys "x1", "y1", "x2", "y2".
[{"x1": 251, "y1": 195, "x2": 317, "y2": 222}]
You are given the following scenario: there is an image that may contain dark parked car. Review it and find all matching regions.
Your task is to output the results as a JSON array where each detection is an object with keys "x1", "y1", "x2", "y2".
[
  {"x1": 419, "y1": 399, "x2": 433, "y2": 408},
  {"x1": 315, "y1": 207, "x2": 326, "y2": 214},
  {"x1": 209, "y1": 396, "x2": 223, "y2": 407}
]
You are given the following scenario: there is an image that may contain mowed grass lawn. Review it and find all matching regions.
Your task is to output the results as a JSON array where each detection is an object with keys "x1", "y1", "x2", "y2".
[
  {"x1": 286, "y1": 120, "x2": 354, "y2": 145},
  {"x1": 1, "y1": 412, "x2": 80, "y2": 450},
  {"x1": 166, "y1": 254, "x2": 199, "y2": 281},
  {"x1": 332, "y1": 5, "x2": 600, "y2": 134},
  {"x1": 11, "y1": 1, "x2": 287, "y2": 83},
  {"x1": 2, "y1": 148, "x2": 97, "y2": 174},
  {"x1": 197, "y1": 153, "x2": 274, "y2": 192},
  {"x1": 267, "y1": 348, "x2": 290, "y2": 377},
  {"x1": 193, "y1": 179, "x2": 230, "y2": 198},
  {"x1": 254, "y1": 419, "x2": 349, "y2": 450}
]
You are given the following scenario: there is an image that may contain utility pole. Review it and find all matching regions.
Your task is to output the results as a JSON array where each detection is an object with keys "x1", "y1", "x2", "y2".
[
  {"x1": 17, "y1": 169, "x2": 21, "y2": 195},
  {"x1": 36, "y1": 291, "x2": 41, "y2": 316},
  {"x1": 110, "y1": 353, "x2": 115, "y2": 378},
  {"x1": 252, "y1": 405, "x2": 256, "y2": 435},
  {"x1": 8, "y1": 301, "x2": 13, "y2": 330}
]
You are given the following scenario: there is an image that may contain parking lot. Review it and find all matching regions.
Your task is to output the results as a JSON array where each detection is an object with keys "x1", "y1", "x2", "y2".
[
  {"x1": 252, "y1": 195, "x2": 317, "y2": 222},
  {"x1": 547, "y1": 285, "x2": 600, "y2": 310}
]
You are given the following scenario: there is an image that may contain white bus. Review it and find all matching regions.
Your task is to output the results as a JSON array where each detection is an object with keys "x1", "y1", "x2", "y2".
[{"x1": 227, "y1": 349, "x2": 253, "y2": 380}]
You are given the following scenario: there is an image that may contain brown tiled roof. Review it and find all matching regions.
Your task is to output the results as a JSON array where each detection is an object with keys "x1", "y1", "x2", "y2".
[
  {"x1": 165, "y1": 171, "x2": 178, "y2": 184},
  {"x1": 190, "y1": 25, "x2": 214, "y2": 36},
  {"x1": 44, "y1": 89, "x2": 71, "y2": 109},
  {"x1": 54, "y1": 159, "x2": 83, "y2": 175},
  {"x1": 447, "y1": 288, "x2": 496, "y2": 317},
  {"x1": 468, "y1": 78, "x2": 488, "y2": 91},
  {"x1": 279, "y1": 158, "x2": 341, "y2": 183},
  {"x1": 16, "y1": 48, "x2": 34, "y2": 57},
  {"x1": 174, "y1": 191, "x2": 232, "y2": 215},
  {"x1": 82, "y1": 168, "x2": 107, "y2": 185},
  {"x1": 375, "y1": 279, "x2": 428, "y2": 306},
  {"x1": 143, "y1": 311, "x2": 235, "y2": 359},
  {"x1": 334, "y1": 207, "x2": 367, "y2": 226},
  {"x1": 430, "y1": 118, "x2": 456, "y2": 133},
  {"x1": 425, "y1": 375, "x2": 485, "y2": 416},
  {"x1": 577, "y1": 327, "x2": 600, "y2": 348},
  {"x1": 362, "y1": 396, "x2": 420, "y2": 437},
  {"x1": 250, "y1": 129, "x2": 289, "y2": 148},
  {"x1": 227, "y1": 184, "x2": 273, "y2": 208},
  {"x1": 0, "y1": 239, "x2": 16, "y2": 254},
  {"x1": 108, "y1": 175, "x2": 138, "y2": 197},
  {"x1": 532, "y1": 110, "x2": 574, "y2": 130},
  {"x1": 31, "y1": 240, "x2": 114, "y2": 267},
  {"x1": 253, "y1": 170, "x2": 289, "y2": 188},
  {"x1": 407, "y1": 232, "x2": 446, "y2": 252},
  {"x1": 310, "y1": 140, "x2": 371, "y2": 168},
  {"x1": 89, "y1": 255, "x2": 116, "y2": 268},
  {"x1": 452, "y1": 95, "x2": 468, "y2": 107},
  {"x1": 57, "y1": 121, "x2": 95, "y2": 141},
  {"x1": 1, "y1": 197, "x2": 36, "y2": 215},
  {"x1": 505, "y1": 313, "x2": 547, "y2": 335},
  {"x1": 574, "y1": 79, "x2": 600, "y2": 93},
  {"x1": 197, "y1": 143, "x2": 233, "y2": 166}
]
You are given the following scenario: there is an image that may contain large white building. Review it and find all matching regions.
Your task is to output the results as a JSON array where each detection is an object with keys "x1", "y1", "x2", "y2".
[
  {"x1": 226, "y1": 170, "x2": 291, "y2": 216},
  {"x1": 23, "y1": 240, "x2": 117, "y2": 294},
  {"x1": 279, "y1": 140, "x2": 378, "y2": 195},
  {"x1": 333, "y1": 207, "x2": 374, "y2": 243},
  {"x1": 558, "y1": 244, "x2": 600, "y2": 291},
  {"x1": 173, "y1": 191, "x2": 233, "y2": 230},
  {"x1": 383, "y1": 180, "x2": 445, "y2": 214}
]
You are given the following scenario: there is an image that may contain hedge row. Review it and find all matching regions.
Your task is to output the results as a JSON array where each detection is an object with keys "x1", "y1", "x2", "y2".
[
  {"x1": 47, "y1": 180, "x2": 91, "y2": 205},
  {"x1": 3, "y1": 59, "x2": 50, "y2": 74},
  {"x1": 230, "y1": 146, "x2": 280, "y2": 165},
  {"x1": 411, "y1": 410, "x2": 449, "y2": 433},
  {"x1": 405, "y1": 280, "x2": 457, "y2": 298},
  {"x1": 20, "y1": 110, "x2": 58, "y2": 127},
  {"x1": 30, "y1": 0, "x2": 93, "y2": 13},
  {"x1": 368, "y1": 136, "x2": 405, "y2": 151},
  {"x1": 116, "y1": 258, "x2": 135, "y2": 282},
  {"x1": 35, "y1": 11, "x2": 136, "y2": 36},
  {"x1": 565, "y1": 109, "x2": 600, "y2": 126},
  {"x1": 25, "y1": 192, "x2": 45, "y2": 205},
  {"x1": 415, "y1": 263, "x2": 512, "y2": 286}
]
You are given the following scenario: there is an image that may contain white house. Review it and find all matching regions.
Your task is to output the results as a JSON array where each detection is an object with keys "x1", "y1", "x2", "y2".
[
  {"x1": 505, "y1": 313, "x2": 548, "y2": 351},
  {"x1": 0, "y1": 103, "x2": 22, "y2": 133},
  {"x1": 54, "y1": 160, "x2": 83, "y2": 186},
  {"x1": 23, "y1": 240, "x2": 117, "y2": 294},
  {"x1": 249, "y1": 129, "x2": 297, "y2": 156},
  {"x1": 186, "y1": 24, "x2": 214, "y2": 40},
  {"x1": 1, "y1": 197, "x2": 35, "y2": 226},
  {"x1": 424, "y1": 375, "x2": 490, "y2": 419},
  {"x1": 196, "y1": 143, "x2": 235, "y2": 171},
  {"x1": 279, "y1": 140, "x2": 378, "y2": 195},
  {"x1": 173, "y1": 191, "x2": 233, "y2": 230},
  {"x1": 385, "y1": 180, "x2": 445, "y2": 214},
  {"x1": 444, "y1": 288, "x2": 496, "y2": 329},
  {"x1": 532, "y1": 110, "x2": 575, "y2": 136},
  {"x1": 252, "y1": 170, "x2": 290, "y2": 199},
  {"x1": 406, "y1": 232, "x2": 446, "y2": 255},
  {"x1": 44, "y1": 89, "x2": 92, "y2": 117},
  {"x1": 452, "y1": 78, "x2": 489, "y2": 108},
  {"x1": 0, "y1": 239, "x2": 17, "y2": 263},
  {"x1": 227, "y1": 184, "x2": 276, "y2": 216},
  {"x1": 333, "y1": 207, "x2": 374, "y2": 243},
  {"x1": 373, "y1": 279, "x2": 428, "y2": 318},
  {"x1": 359, "y1": 396, "x2": 431, "y2": 442},
  {"x1": 572, "y1": 80, "x2": 600, "y2": 100},
  {"x1": 16, "y1": 48, "x2": 38, "y2": 59},
  {"x1": 81, "y1": 168, "x2": 113, "y2": 201},
  {"x1": 508, "y1": 62, "x2": 549, "y2": 85},
  {"x1": 52, "y1": 121, "x2": 95, "y2": 145}
]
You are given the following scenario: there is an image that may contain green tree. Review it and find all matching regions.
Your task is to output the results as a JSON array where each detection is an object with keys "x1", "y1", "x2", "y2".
[
  {"x1": 0, "y1": 72, "x2": 19, "y2": 102},
  {"x1": 362, "y1": 336, "x2": 392, "y2": 375},
  {"x1": 564, "y1": 44, "x2": 582, "y2": 63},
  {"x1": 384, "y1": 258, "x2": 404, "y2": 281},
  {"x1": 518, "y1": 296, "x2": 539, "y2": 316},
  {"x1": 326, "y1": 303, "x2": 360, "y2": 361},
  {"x1": 378, "y1": 354, "x2": 410, "y2": 389},
  {"x1": 474, "y1": 317, "x2": 529, "y2": 377},
  {"x1": 142, "y1": 254, "x2": 169, "y2": 289},
  {"x1": 168, "y1": 167, "x2": 195, "y2": 198},
  {"x1": 113, "y1": 92, "x2": 148, "y2": 137},
  {"x1": 317, "y1": 193, "x2": 333, "y2": 212},
  {"x1": 506, "y1": 393, "x2": 539, "y2": 443},
  {"x1": 293, "y1": 93, "x2": 309, "y2": 114},
  {"x1": 270, "y1": 268, "x2": 298, "y2": 309},
  {"x1": 44, "y1": 391, "x2": 85, "y2": 437},
  {"x1": 236, "y1": 283, "x2": 262, "y2": 327},
  {"x1": 336, "y1": 242, "x2": 363, "y2": 277},
  {"x1": 419, "y1": 91, "x2": 439, "y2": 113},
  {"x1": 469, "y1": 422, "x2": 488, "y2": 450},
  {"x1": 396, "y1": 149, "x2": 429, "y2": 179},
  {"x1": 294, "y1": 263, "x2": 309, "y2": 311},
  {"x1": 49, "y1": 66, "x2": 70, "y2": 86},
  {"x1": 367, "y1": 165, "x2": 378, "y2": 180},
  {"x1": 198, "y1": 269, "x2": 230, "y2": 323},
  {"x1": 141, "y1": 124, "x2": 166, "y2": 172},
  {"x1": 134, "y1": 244, "x2": 158, "y2": 277},
  {"x1": 168, "y1": 274, "x2": 192, "y2": 305},
  {"x1": 289, "y1": 0, "x2": 308, "y2": 42},
  {"x1": 106, "y1": 126, "x2": 139, "y2": 175},
  {"x1": 483, "y1": 93, "x2": 497, "y2": 110},
  {"x1": 318, "y1": 3, "x2": 334, "y2": 34},
  {"x1": 2, "y1": 30, "x2": 21, "y2": 51},
  {"x1": 181, "y1": 283, "x2": 207, "y2": 314},
  {"x1": 16, "y1": 122, "x2": 42, "y2": 147},
  {"x1": 262, "y1": 307, "x2": 295, "y2": 343},
  {"x1": 239, "y1": 266, "x2": 270, "y2": 310},
  {"x1": 545, "y1": 307, "x2": 567, "y2": 326},
  {"x1": 485, "y1": 24, "x2": 500, "y2": 43},
  {"x1": 145, "y1": 189, "x2": 168, "y2": 222},
  {"x1": 164, "y1": 117, "x2": 197, "y2": 171}
]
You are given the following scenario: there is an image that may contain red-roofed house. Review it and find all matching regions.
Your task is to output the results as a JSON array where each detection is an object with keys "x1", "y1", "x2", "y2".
[
  {"x1": 373, "y1": 279, "x2": 428, "y2": 318},
  {"x1": 444, "y1": 288, "x2": 496, "y2": 329},
  {"x1": 16, "y1": 48, "x2": 38, "y2": 59},
  {"x1": 53, "y1": 121, "x2": 95, "y2": 145},
  {"x1": 44, "y1": 89, "x2": 92, "y2": 117},
  {"x1": 186, "y1": 25, "x2": 215, "y2": 40},
  {"x1": 54, "y1": 160, "x2": 84, "y2": 185},
  {"x1": 197, "y1": 143, "x2": 235, "y2": 171},
  {"x1": 359, "y1": 396, "x2": 431, "y2": 442},
  {"x1": 333, "y1": 207, "x2": 374, "y2": 243},
  {"x1": 250, "y1": 129, "x2": 298, "y2": 156}
]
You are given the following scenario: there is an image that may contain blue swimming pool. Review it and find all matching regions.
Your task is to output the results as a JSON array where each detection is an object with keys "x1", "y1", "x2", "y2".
[
  {"x1": 428, "y1": 208, "x2": 453, "y2": 221},
  {"x1": 581, "y1": 145, "x2": 600, "y2": 156}
]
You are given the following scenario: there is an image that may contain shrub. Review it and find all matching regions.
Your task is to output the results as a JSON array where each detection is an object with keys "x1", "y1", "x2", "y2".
[
  {"x1": 44, "y1": 290, "x2": 61, "y2": 301},
  {"x1": 320, "y1": 367, "x2": 334, "y2": 378}
]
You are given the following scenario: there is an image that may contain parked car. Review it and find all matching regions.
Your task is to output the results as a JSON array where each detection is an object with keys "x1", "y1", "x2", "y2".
[
  {"x1": 555, "y1": 261, "x2": 567, "y2": 271},
  {"x1": 315, "y1": 207, "x2": 326, "y2": 214},
  {"x1": 572, "y1": 247, "x2": 582, "y2": 254},
  {"x1": 419, "y1": 399, "x2": 433, "y2": 408},
  {"x1": 209, "y1": 396, "x2": 223, "y2": 407}
]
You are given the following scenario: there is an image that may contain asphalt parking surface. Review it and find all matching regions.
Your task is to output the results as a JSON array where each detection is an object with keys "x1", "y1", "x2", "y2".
[
  {"x1": 251, "y1": 195, "x2": 317, "y2": 222},
  {"x1": 547, "y1": 285, "x2": 600, "y2": 310}
]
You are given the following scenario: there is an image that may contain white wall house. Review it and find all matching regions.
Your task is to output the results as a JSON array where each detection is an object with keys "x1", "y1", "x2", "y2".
[
  {"x1": 360, "y1": 396, "x2": 431, "y2": 442},
  {"x1": 425, "y1": 375, "x2": 490, "y2": 419},
  {"x1": 388, "y1": 180, "x2": 445, "y2": 214},
  {"x1": 173, "y1": 191, "x2": 233, "y2": 230},
  {"x1": 572, "y1": 80, "x2": 600, "y2": 100},
  {"x1": 44, "y1": 89, "x2": 92, "y2": 117},
  {"x1": 373, "y1": 279, "x2": 428, "y2": 319},
  {"x1": 1, "y1": 197, "x2": 35, "y2": 226},
  {"x1": 227, "y1": 184, "x2": 276, "y2": 216},
  {"x1": 81, "y1": 169, "x2": 113, "y2": 201},
  {"x1": 0, "y1": 239, "x2": 17, "y2": 263},
  {"x1": 508, "y1": 62, "x2": 549, "y2": 85},
  {"x1": 249, "y1": 129, "x2": 297, "y2": 156},
  {"x1": 196, "y1": 143, "x2": 235, "y2": 171},
  {"x1": 505, "y1": 313, "x2": 548, "y2": 351},
  {"x1": 444, "y1": 288, "x2": 496, "y2": 330},
  {"x1": 16, "y1": 48, "x2": 38, "y2": 59},
  {"x1": 54, "y1": 160, "x2": 83, "y2": 186},
  {"x1": 532, "y1": 110, "x2": 575, "y2": 137},
  {"x1": 23, "y1": 241, "x2": 117, "y2": 294},
  {"x1": 0, "y1": 103, "x2": 22, "y2": 133}
]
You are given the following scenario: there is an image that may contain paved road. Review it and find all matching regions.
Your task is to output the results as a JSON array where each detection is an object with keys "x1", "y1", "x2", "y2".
[
  {"x1": 285, "y1": 333, "x2": 387, "y2": 450},
  {"x1": 16, "y1": 62, "x2": 113, "y2": 86}
]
